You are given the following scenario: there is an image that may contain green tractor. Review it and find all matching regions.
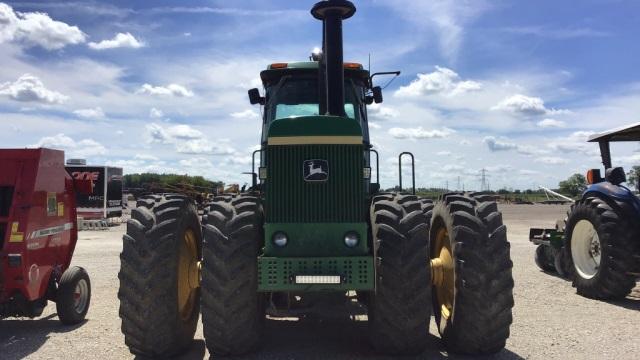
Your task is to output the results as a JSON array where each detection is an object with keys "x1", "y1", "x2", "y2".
[{"x1": 117, "y1": 0, "x2": 514, "y2": 357}]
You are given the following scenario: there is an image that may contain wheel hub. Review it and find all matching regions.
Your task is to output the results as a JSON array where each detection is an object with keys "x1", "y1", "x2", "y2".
[
  {"x1": 571, "y1": 219, "x2": 601, "y2": 279},
  {"x1": 178, "y1": 228, "x2": 200, "y2": 321},
  {"x1": 431, "y1": 227, "x2": 455, "y2": 326}
]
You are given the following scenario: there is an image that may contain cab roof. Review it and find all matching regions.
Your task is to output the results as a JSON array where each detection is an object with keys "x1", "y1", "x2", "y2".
[
  {"x1": 588, "y1": 122, "x2": 640, "y2": 143},
  {"x1": 260, "y1": 61, "x2": 369, "y2": 85}
]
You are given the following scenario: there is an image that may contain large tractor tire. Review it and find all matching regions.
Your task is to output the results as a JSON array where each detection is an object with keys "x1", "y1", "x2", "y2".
[
  {"x1": 368, "y1": 193, "x2": 431, "y2": 355},
  {"x1": 563, "y1": 196, "x2": 637, "y2": 299},
  {"x1": 201, "y1": 194, "x2": 265, "y2": 356},
  {"x1": 534, "y1": 244, "x2": 556, "y2": 273},
  {"x1": 429, "y1": 192, "x2": 513, "y2": 354},
  {"x1": 118, "y1": 194, "x2": 202, "y2": 357}
]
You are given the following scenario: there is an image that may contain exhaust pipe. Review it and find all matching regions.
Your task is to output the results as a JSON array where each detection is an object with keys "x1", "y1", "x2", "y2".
[{"x1": 311, "y1": 0, "x2": 356, "y2": 117}]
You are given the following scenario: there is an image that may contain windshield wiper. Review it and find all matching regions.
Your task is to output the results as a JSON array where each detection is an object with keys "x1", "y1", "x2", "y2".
[{"x1": 266, "y1": 75, "x2": 292, "y2": 109}]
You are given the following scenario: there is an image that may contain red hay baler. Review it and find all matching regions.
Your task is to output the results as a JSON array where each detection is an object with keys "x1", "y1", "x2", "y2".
[{"x1": 1, "y1": 148, "x2": 91, "y2": 324}]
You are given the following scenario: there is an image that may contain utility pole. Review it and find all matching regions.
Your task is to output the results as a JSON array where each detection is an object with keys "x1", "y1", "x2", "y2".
[
  {"x1": 457, "y1": 176, "x2": 461, "y2": 191},
  {"x1": 479, "y1": 168, "x2": 488, "y2": 191}
]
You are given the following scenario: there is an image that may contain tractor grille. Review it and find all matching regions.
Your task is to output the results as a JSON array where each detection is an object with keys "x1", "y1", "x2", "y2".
[{"x1": 265, "y1": 144, "x2": 365, "y2": 223}]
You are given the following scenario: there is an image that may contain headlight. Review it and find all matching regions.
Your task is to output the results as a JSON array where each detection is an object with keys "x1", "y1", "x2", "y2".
[
  {"x1": 272, "y1": 232, "x2": 288, "y2": 247},
  {"x1": 363, "y1": 167, "x2": 371, "y2": 179},
  {"x1": 344, "y1": 232, "x2": 359, "y2": 248}
]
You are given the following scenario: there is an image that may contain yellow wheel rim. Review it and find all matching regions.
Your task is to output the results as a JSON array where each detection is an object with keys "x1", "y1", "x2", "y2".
[
  {"x1": 431, "y1": 226, "x2": 455, "y2": 331},
  {"x1": 178, "y1": 228, "x2": 200, "y2": 321}
]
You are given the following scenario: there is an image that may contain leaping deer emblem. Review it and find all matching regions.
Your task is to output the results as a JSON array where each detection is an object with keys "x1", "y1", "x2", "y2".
[{"x1": 304, "y1": 160, "x2": 328, "y2": 181}]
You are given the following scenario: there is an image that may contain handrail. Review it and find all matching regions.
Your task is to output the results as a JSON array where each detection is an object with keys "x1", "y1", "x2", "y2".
[
  {"x1": 249, "y1": 149, "x2": 263, "y2": 188},
  {"x1": 398, "y1": 152, "x2": 415, "y2": 195},
  {"x1": 369, "y1": 149, "x2": 380, "y2": 184}
]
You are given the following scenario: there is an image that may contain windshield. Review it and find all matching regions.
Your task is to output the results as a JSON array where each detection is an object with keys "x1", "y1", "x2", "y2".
[{"x1": 265, "y1": 77, "x2": 362, "y2": 122}]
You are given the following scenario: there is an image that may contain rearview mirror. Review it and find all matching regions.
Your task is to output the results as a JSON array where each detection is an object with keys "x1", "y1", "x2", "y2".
[
  {"x1": 372, "y1": 86, "x2": 383, "y2": 104},
  {"x1": 248, "y1": 88, "x2": 265, "y2": 105}
]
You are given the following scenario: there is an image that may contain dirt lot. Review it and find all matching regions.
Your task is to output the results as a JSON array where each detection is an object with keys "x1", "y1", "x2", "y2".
[{"x1": 1, "y1": 204, "x2": 639, "y2": 359}]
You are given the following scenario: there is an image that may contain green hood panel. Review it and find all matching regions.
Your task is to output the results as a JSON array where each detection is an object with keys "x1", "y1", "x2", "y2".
[{"x1": 268, "y1": 115, "x2": 362, "y2": 138}]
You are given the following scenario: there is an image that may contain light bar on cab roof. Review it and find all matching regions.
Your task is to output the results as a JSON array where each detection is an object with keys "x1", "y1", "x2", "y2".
[{"x1": 270, "y1": 63, "x2": 288, "y2": 69}]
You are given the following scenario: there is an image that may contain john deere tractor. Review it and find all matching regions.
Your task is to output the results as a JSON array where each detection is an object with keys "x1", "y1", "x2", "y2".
[{"x1": 118, "y1": 1, "x2": 514, "y2": 357}]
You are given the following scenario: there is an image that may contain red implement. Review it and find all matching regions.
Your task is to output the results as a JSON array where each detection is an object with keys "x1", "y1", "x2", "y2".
[{"x1": 1, "y1": 148, "x2": 91, "y2": 323}]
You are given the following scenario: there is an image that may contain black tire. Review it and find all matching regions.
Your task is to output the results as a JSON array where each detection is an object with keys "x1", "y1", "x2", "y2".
[
  {"x1": 429, "y1": 192, "x2": 513, "y2": 354},
  {"x1": 534, "y1": 244, "x2": 556, "y2": 272},
  {"x1": 563, "y1": 196, "x2": 637, "y2": 299},
  {"x1": 368, "y1": 193, "x2": 431, "y2": 355},
  {"x1": 56, "y1": 266, "x2": 91, "y2": 325},
  {"x1": 201, "y1": 194, "x2": 265, "y2": 356},
  {"x1": 118, "y1": 194, "x2": 202, "y2": 357},
  {"x1": 554, "y1": 249, "x2": 569, "y2": 278}
]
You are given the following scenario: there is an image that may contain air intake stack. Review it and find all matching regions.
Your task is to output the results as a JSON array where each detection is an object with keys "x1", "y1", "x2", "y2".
[{"x1": 311, "y1": 0, "x2": 356, "y2": 117}]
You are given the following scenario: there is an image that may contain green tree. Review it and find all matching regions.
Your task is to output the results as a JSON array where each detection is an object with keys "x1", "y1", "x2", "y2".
[
  {"x1": 627, "y1": 165, "x2": 640, "y2": 191},
  {"x1": 558, "y1": 173, "x2": 587, "y2": 197}
]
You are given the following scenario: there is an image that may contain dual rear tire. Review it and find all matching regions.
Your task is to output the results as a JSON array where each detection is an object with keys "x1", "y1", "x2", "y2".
[
  {"x1": 369, "y1": 192, "x2": 514, "y2": 355},
  {"x1": 118, "y1": 194, "x2": 202, "y2": 357}
]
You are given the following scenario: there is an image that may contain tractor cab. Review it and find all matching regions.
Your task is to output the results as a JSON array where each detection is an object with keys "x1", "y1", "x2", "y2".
[
  {"x1": 586, "y1": 122, "x2": 640, "y2": 206},
  {"x1": 251, "y1": 61, "x2": 375, "y2": 146}
]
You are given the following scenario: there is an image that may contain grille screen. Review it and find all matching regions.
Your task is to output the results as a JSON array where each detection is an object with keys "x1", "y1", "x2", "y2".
[{"x1": 265, "y1": 144, "x2": 365, "y2": 223}]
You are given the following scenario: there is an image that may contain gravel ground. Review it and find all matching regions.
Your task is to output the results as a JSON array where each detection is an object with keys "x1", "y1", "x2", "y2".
[{"x1": 1, "y1": 204, "x2": 638, "y2": 359}]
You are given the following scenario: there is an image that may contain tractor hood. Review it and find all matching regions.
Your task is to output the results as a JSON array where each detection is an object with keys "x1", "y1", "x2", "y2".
[{"x1": 266, "y1": 115, "x2": 362, "y2": 145}]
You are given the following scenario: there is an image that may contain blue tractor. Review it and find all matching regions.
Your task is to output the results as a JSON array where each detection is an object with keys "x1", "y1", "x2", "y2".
[{"x1": 531, "y1": 122, "x2": 640, "y2": 299}]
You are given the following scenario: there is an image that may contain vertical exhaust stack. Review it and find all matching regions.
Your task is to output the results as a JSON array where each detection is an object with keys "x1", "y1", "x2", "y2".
[{"x1": 311, "y1": 0, "x2": 356, "y2": 117}]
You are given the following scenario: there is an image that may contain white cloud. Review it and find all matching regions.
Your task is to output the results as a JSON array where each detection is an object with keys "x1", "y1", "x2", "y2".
[
  {"x1": 368, "y1": 103, "x2": 399, "y2": 120},
  {"x1": 134, "y1": 153, "x2": 159, "y2": 161},
  {"x1": 379, "y1": 0, "x2": 491, "y2": 61},
  {"x1": 230, "y1": 109, "x2": 259, "y2": 120},
  {"x1": 175, "y1": 138, "x2": 234, "y2": 155},
  {"x1": 73, "y1": 107, "x2": 105, "y2": 119},
  {"x1": 492, "y1": 94, "x2": 545, "y2": 115},
  {"x1": 145, "y1": 123, "x2": 235, "y2": 155},
  {"x1": 0, "y1": 74, "x2": 68, "y2": 104},
  {"x1": 535, "y1": 156, "x2": 569, "y2": 165},
  {"x1": 537, "y1": 118, "x2": 566, "y2": 128},
  {"x1": 136, "y1": 83, "x2": 194, "y2": 97},
  {"x1": 519, "y1": 169, "x2": 540, "y2": 175},
  {"x1": 32, "y1": 133, "x2": 106, "y2": 158},
  {"x1": 0, "y1": 3, "x2": 86, "y2": 50},
  {"x1": 388, "y1": 126, "x2": 454, "y2": 139},
  {"x1": 614, "y1": 153, "x2": 640, "y2": 165},
  {"x1": 504, "y1": 26, "x2": 610, "y2": 39},
  {"x1": 88, "y1": 32, "x2": 144, "y2": 50},
  {"x1": 149, "y1": 107, "x2": 164, "y2": 118},
  {"x1": 483, "y1": 136, "x2": 518, "y2": 151},
  {"x1": 395, "y1": 66, "x2": 482, "y2": 97},
  {"x1": 492, "y1": 94, "x2": 570, "y2": 116},
  {"x1": 437, "y1": 151, "x2": 451, "y2": 156},
  {"x1": 547, "y1": 131, "x2": 597, "y2": 155}
]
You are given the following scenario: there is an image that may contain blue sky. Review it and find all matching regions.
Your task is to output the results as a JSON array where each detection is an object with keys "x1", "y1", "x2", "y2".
[{"x1": 1, "y1": 0, "x2": 639, "y2": 190}]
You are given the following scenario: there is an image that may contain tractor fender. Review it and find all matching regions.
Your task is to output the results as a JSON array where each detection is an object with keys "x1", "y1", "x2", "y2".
[{"x1": 583, "y1": 182, "x2": 640, "y2": 219}]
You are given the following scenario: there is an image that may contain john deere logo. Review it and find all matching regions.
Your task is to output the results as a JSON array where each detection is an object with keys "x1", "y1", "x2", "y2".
[{"x1": 303, "y1": 159, "x2": 328, "y2": 182}]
